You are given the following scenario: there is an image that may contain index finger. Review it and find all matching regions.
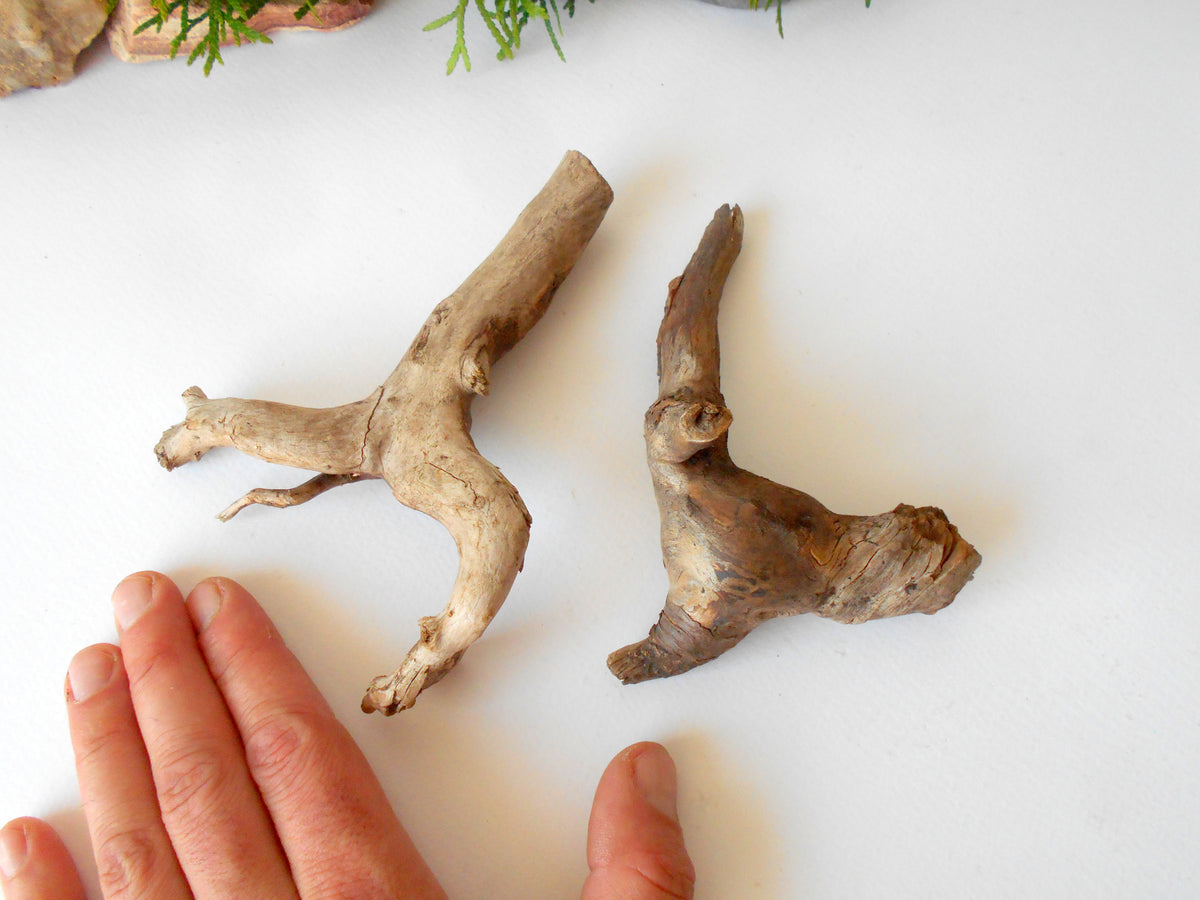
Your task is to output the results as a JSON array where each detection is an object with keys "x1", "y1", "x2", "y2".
[
  {"x1": 112, "y1": 572, "x2": 297, "y2": 899},
  {"x1": 184, "y1": 577, "x2": 446, "y2": 900}
]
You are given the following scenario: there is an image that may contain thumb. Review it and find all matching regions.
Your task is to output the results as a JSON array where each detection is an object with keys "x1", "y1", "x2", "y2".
[
  {"x1": 0, "y1": 818, "x2": 87, "y2": 900},
  {"x1": 582, "y1": 742, "x2": 696, "y2": 900}
]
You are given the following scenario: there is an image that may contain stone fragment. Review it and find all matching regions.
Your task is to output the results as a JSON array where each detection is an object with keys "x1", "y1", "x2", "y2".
[
  {"x1": 0, "y1": 0, "x2": 108, "y2": 97},
  {"x1": 107, "y1": 0, "x2": 372, "y2": 63}
]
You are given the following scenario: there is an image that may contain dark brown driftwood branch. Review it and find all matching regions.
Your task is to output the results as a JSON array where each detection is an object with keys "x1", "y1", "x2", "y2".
[
  {"x1": 156, "y1": 151, "x2": 614, "y2": 714},
  {"x1": 608, "y1": 205, "x2": 981, "y2": 684}
]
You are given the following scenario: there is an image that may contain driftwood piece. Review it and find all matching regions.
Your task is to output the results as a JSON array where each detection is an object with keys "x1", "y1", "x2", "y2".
[
  {"x1": 156, "y1": 151, "x2": 613, "y2": 714},
  {"x1": 608, "y1": 205, "x2": 981, "y2": 684},
  {"x1": 107, "y1": 0, "x2": 371, "y2": 63}
]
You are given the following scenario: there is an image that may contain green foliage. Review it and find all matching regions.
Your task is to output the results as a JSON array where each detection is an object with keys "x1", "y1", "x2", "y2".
[
  {"x1": 748, "y1": 0, "x2": 872, "y2": 38},
  {"x1": 747, "y1": 0, "x2": 784, "y2": 37},
  {"x1": 139, "y1": 0, "x2": 873, "y2": 77},
  {"x1": 429, "y1": 0, "x2": 874, "y2": 70},
  {"x1": 134, "y1": 0, "x2": 274, "y2": 75},
  {"x1": 425, "y1": 0, "x2": 593, "y2": 75}
]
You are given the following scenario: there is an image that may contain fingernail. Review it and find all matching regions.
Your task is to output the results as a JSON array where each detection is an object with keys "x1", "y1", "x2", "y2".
[
  {"x1": 0, "y1": 822, "x2": 28, "y2": 879},
  {"x1": 112, "y1": 575, "x2": 153, "y2": 630},
  {"x1": 634, "y1": 744, "x2": 680, "y2": 822},
  {"x1": 68, "y1": 647, "x2": 116, "y2": 703},
  {"x1": 187, "y1": 581, "x2": 223, "y2": 632}
]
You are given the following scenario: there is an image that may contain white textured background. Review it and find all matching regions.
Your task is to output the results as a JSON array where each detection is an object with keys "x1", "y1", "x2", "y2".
[{"x1": 2, "y1": 1, "x2": 1198, "y2": 897}]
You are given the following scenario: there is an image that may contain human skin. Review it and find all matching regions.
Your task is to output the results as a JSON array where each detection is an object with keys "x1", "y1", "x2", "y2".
[{"x1": 0, "y1": 573, "x2": 694, "y2": 900}]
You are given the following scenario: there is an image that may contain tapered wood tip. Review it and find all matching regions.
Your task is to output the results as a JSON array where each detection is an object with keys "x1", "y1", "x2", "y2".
[
  {"x1": 696, "y1": 204, "x2": 744, "y2": 248},
  {"x1": 715, "y1": 203, "x2": 743, "y2": 232},
  {"x1": 655, "y1": 203, "x2": 746, "y2": 396},
  {"x1": 694, "y1": 203, "x2": 744, "y2": 268},
  {"x1": 561, "y1": 150, "x2": 612, "y2": 196}
]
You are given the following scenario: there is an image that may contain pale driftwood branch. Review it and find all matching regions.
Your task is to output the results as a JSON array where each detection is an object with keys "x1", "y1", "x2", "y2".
[
  {"x1": 217, "y1": 473, "x2": 370, "y2": 521},
  {"x1": 608, "y1": 205, "x2": 981, "y2": 684},
  {"x1": 156, "y1": 151, "x2": 613, "y2": 714}
]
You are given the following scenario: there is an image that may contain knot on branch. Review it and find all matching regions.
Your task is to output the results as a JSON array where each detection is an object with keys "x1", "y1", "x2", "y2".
[{"x1": 645, "y1": 397, "x2": 734, "y2": 464}]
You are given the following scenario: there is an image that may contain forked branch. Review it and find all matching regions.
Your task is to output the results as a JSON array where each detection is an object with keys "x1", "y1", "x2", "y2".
[
  {"x1": 156, "y1": 151, "x2": 614, "y2": 714},
  {"x1": 608, "y1": 205, "x2": 981, "y2": 684}
]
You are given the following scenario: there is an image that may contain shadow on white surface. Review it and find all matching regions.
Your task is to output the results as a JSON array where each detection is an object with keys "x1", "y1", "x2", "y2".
[{"x1": 671, "y1": 731, "x2": 789, "y2": 900}]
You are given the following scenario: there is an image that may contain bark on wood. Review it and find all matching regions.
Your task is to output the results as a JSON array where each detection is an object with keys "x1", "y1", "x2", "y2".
[
  {"x1": 156, "y1": 151, "x2": 613, "y2": 714},
  {"x1": 608, "y1": 205, "x2": 982, "y2": 684}
]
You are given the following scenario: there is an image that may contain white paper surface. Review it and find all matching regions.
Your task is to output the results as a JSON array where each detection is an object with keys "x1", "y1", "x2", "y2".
[{"x1": 2, "y1": 1, "x2": 1198, "y2": 897}]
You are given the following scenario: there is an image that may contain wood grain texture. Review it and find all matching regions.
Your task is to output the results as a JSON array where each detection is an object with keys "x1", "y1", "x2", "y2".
[
  {"x1": 156, "y1": 151, "x2": 613, "y2": 714},
  {"x1": 609, "y1": 205, "x2": 981, "y2": 684}
]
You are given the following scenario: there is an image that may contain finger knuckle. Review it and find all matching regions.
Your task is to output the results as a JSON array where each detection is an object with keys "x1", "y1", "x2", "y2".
[
  {"x1": 153, "y1": 738, "x2": 231, "y2": 822},
  {"x1": 72, "y1": 716, "x2": 131, "y2": 770},
  {"x1": 242, "y1": 705, "x2": 329, "y2": 798},
  {"x1": 123, "y1": 634, "x2": 185, "y2": 694},
  {"x1": 624, "y1": 847, "x2": 697, "y2": 900},
  {"x1": 94, "y1": 826, "x2": 161, "y2": 897},
  {"x1": 305, "y1": 868, "x2": 392, "y2": 900}
]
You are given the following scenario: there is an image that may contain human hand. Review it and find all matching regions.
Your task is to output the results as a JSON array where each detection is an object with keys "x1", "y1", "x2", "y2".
[{"x1": 0, "y1": 572, "x2": 695, "y2": 899}]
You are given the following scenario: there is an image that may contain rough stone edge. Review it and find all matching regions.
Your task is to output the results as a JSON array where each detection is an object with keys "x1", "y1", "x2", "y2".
[{"x1": 107, "y1": 0, "x2": 372, "y2": 63}]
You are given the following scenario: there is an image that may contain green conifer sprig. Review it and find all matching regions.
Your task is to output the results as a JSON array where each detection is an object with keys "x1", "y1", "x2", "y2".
[
  {"x1": 747, "y1": 0, "x2": 783, "y2": 36},
  {"x1": 138, "y1": 0, "x2": 872, "y2": 77},
  {"x1": 134, "y1": 0, "x2": 274, "y2": 74},
  {"x1": 747, "y1": 0, "x2": 871, "y2": 38},
  {"x1": 424, "y1": 0, "x2": 592, "y2": 75}
]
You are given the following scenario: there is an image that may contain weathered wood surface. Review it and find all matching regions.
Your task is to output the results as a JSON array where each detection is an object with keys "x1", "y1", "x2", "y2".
[
  {"x1": 156, "y1": 151, "x2": 614, "y2": 714},
  {"x1": 609, "y1": 205, "x2": 982, "y2": 684}
]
